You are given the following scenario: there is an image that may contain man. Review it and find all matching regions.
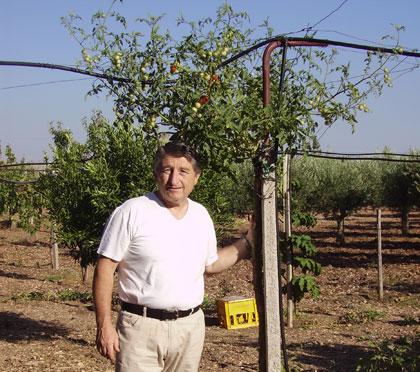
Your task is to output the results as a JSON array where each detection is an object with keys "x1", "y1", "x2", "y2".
[{"x1": 93, "y1": 141, "x2": 253, "y2": 372}]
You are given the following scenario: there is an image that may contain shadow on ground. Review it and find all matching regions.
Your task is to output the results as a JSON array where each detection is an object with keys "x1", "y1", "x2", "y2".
[
  {"x1": 0, "y1": 311, "x2": 69, "y2": 342},
  {"x1": 286, "y1": 341, "x2": 372, "y2": 371},
  {"x1": 0, "y1": 269, "x2": 34, "y2": 280},
  {"x1": 315, "y1": 251, "x2": 420, "y2": 269}
]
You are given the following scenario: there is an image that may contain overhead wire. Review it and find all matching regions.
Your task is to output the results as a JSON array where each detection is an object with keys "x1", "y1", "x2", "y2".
[
  {"x1": 306, "y1": 150, "x2": 420, "y2": 158},
  {"x1": 278, "y1": 0, "x2": 350, "y2": 37},
  {"x1": 294, "y1": 151, "x2": 420, "y2": 163},
  {"x1": 305, "y1": 0, "x2": 349, "y2": 31},
  {"x1": 1, "y1": 77, "x2": 93, "y2": 90}
]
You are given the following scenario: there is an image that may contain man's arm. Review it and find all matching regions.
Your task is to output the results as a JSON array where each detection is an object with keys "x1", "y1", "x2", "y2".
[
  {"x1": 205, "y1": 229, "x2": 253, "y2": 274},
  {"x1": 93, "y1": 256, "x2": 120, "y2": 363}
]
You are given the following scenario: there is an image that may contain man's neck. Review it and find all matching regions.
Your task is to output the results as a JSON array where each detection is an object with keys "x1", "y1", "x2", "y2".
[{"x1": 154, "y1": 191, "x2": 189, "y2": 219}]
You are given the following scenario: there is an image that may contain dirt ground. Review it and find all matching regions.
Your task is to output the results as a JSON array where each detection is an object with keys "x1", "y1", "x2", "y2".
[{"x1": 0, "y1": 208, "x2": 419, "y2": 371}]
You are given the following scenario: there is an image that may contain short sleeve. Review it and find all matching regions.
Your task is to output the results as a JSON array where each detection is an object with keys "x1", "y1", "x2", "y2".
[
  {"x1": 97, "y1": 206, "x2": 132, "y2": 262},
  {"x1": 205, "y1": 215, "x2": 218, "y2": 267}
]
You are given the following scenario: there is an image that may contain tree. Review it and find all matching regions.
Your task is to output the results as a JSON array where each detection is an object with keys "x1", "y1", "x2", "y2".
[
  {"x1": 61, "y1": 3, "x2": 406, "y2": 368},
  {"x1": 36, "y1": 113, "x2": 157, "y2": 275},
  {"x1": 382, "y1": 150, "x2": 420, "y2": 235},
  {"x1": 278, "y1": 157, "x2": 321, "y2": 305},
  {"x1": 292, "y1": 157, "x2": 372, "y2": 244},
  {"x1": 0, "y1": 145, "x2": 42, "y2": 231},
  {"x1": 61, "y1": 3, "x2": 401, "y2": 171}
]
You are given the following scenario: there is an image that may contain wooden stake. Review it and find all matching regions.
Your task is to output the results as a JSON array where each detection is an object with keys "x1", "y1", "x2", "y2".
[
  {"x1": 377, "y1": 208, "x2": 383, "y2": 301},
  {"x1": 51, "y1": 227, "x2": 59, "y2": 270}
]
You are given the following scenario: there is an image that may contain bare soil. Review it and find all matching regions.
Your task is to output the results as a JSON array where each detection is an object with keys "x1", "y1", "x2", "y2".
[{"x1": 0, "y1": 208, "x2": 419, "y2": 371}]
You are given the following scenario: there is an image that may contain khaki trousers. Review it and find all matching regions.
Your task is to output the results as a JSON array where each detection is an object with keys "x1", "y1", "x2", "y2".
[{"x1": 115, "y1": 309, "x2": 205, "y2": 372}]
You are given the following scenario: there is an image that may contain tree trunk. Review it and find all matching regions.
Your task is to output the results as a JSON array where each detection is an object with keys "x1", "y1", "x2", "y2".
[
  {"x1": 8, "y1": 214, "x2": 17, "y2": 229},
  {"x1": 401, "y1": 206, "x2": 409, "y2": 235},
  {"x1": 336, "y1": 217, "x2": 345, "y2": 245},
  {"x1": 81, "y1": 265, "x2": 89, "y2": 284}
]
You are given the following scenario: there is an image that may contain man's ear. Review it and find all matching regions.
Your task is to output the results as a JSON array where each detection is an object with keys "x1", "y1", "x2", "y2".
[{"x1": 194, "y1": 171, "x2": 201, "y2": 185}]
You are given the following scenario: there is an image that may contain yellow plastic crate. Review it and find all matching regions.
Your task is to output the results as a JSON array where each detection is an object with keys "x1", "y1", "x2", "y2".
[{"x1": 217, "y1": 296, "x2": 259, "y2": 329}]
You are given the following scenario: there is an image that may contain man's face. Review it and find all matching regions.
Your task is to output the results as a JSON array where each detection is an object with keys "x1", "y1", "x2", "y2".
[{"x1": 154, "y1": 154, "x2": 200, "y2": 208}]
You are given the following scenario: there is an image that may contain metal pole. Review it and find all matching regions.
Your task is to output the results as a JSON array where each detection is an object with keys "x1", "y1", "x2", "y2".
[{"x1": 261, "y1": 39, "x2": 328, "y2": 372}]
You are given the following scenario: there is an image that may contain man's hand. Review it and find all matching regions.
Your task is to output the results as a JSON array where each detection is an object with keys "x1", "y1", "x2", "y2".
[
  {"x1": 244, "y1": 216, "x2": 255, "y2": 259},
  {"x1": 93, "y1": 256, "x2": 120, "y2": 362},
  {"x1": 96, "y1": 323, "x2": 120, "y2": 363}
]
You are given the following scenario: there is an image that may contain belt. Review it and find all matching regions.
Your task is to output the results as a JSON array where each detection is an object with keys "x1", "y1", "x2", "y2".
[{"x1": 121, "y1": 301, "x2": 201, "y2": 321}]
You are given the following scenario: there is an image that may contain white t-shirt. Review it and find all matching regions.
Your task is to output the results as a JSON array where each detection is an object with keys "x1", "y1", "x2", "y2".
[{"x1": 97, "y1": 192, "x2": 218, "y2": 310}]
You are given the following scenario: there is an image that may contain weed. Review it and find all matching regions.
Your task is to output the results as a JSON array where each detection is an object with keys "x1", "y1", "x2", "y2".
[
  {"x1": 394, "y1": 295, "x2": 420, "y2": 308},
  {"x1": 10, "y1": 289, "x2": 92, "y2": 303},
  {"x1": 11, "y1": 260, "x2": 23, "y2": 267},
  {"x1": 44, "y1": 274, "x2": 64, "y2": 283},
  {"x1": 356, "y1": 336, "x2": 419, "y2": 371},
  {"x1": 365, "y1": 309, "x2": 385, "y2": 322},
  {"x1": 294, "y1": 311, "x2": 317, "y2": 330},
  {"x1": 11, "y1": 291, "x2": 44, "y2": 301},
  {"x1": 202, "y1": 294, "x2": 217, "y2": 314},
  {"x1": 339, "y1": 308, "x2": 385, "y2": 324},
  {"x1": 217, "y1": 279, "x2": 232, "y2": 298},
  {"x1": 56, "y1": 289, "x2": 92, "y2": 303},
  {"x1": 356, "y1": 335, "x2": 371, "y2": 343}
]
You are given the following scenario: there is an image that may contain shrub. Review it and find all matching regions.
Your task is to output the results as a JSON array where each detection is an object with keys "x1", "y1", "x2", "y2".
[{"x1": 356, "y1": 336, "x2": 419, "y2": 371}]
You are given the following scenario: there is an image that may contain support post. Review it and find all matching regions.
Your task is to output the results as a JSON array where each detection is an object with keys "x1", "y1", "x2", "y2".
[
  {"x1": 51, "y1": 227, "x2": 59, "y2": 270},
  {"x1": 377, "y1": 208, "x2": 383, "y2": 301},
  {"x1": 261, "y1": 169, "x2": 282, "y2": 371},
  {"x1": 283, "y1": 154, "x2": 293, "y2": 327}
]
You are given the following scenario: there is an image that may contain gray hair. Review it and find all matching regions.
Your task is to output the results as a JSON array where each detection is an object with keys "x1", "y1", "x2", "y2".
[{"x1": 153, "y1": 141, "x2": 201, "y2": 174}]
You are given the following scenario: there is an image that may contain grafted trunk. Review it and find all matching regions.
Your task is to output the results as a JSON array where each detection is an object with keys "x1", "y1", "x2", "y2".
[
  {"x1": 401, "y1": 206, "x2": 409, "y2": 235},
  {"x1": 81, "y1": 265, "x2": 89, "y2": 284},
  {"x1": 336, "y1": 217, "x2": 345, "y2": 245}
]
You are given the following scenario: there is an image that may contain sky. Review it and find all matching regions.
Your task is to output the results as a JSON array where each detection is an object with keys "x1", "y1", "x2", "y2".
[{"x1": 1, "y1": 0, "x2": 420, "y2": 162}]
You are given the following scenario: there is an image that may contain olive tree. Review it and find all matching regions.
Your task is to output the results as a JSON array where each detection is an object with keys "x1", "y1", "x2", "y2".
[
  {"x1": 292, "y1": 157, "x2": 372, "y2": 244},
  {"x1": 382, "y1": 150, "x2": 420, "y2": 235}
]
